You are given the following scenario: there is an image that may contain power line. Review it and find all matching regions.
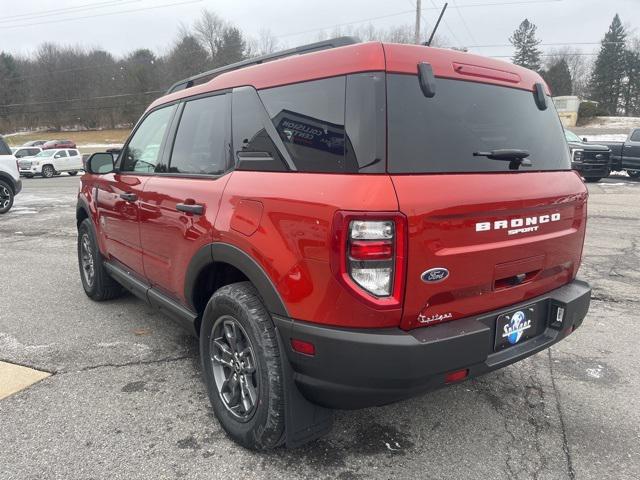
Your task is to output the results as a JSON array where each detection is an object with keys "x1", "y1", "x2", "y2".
[
  {"x1": 3, "y1": 0, "x2": 203, "y2": 30},
  {"x1": 0, "y1": 90, "x2": 164, "y2": 109},
  {"x1": 0, "y1": 0, "x2": 141, "y2": 24},
  {"x1": 451, "y1": 0, "x2": 478, "y2": 45}
]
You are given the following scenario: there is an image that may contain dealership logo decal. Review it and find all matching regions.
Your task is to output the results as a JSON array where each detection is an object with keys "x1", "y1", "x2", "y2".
[
  {"x1": 418, "y1": 312, "x2": 453, "y2": 325},
  {"x1": 421, "y1": 268, "x2": 449, "y2": 283},
  {"x1": 475, "y1": 213, "x2": 560, "y2": 236},
  {"x1": 502, "y1": 311, "x2": 531, "y2": 345}
]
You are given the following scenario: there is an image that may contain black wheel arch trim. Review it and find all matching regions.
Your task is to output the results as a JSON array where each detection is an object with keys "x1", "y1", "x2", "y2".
[
  {"x1": 0, "y1": 172, "x2": 18, "y2": 194},
  {"x1": 185, "y1": 242, "x2": 289, "y2": 318}
]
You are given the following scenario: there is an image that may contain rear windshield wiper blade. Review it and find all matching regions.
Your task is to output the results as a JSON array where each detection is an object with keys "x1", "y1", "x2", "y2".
[{"x1": 473, "y1": 149, "x2": 532, "y2": 170}]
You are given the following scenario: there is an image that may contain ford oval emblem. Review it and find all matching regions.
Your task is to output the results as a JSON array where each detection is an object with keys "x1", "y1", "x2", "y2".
[{"x1": 421, "y1": 268, "x2": 449, "y2": 283}]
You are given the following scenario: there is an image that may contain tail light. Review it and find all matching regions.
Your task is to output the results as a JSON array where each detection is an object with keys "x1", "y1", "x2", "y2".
[{"x1": 331, "y1": 212, "x2": 406, "y2": 308}]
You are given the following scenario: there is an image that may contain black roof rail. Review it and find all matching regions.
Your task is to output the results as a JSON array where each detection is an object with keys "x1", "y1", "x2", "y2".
[{"x1": 165, "y1": 36, "x2": 359, "y2": 94}]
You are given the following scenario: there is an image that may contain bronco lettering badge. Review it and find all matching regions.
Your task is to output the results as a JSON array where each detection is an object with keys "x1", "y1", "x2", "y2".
[{"x1": 475, "y1": 213, "x2": 560, "y2": 236}]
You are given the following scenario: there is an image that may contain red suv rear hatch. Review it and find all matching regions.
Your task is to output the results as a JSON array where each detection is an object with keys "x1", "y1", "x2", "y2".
[{"x1": 384, "y1": 57, "x2": 587, "y2": 331}]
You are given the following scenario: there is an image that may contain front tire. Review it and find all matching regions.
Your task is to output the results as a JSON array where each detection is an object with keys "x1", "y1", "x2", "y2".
[
  {"x1": 628, "y1": 170, "x2": 640, "y2": 179},
  {"x1": 0, "y1": 180, "x2": 14, "y2": 214},
  {"x1": 200, "y1": 282, "x2": 285, "y2": 450},
  {"x1": 585, "y1": 177, "x2": 602, "y2": 183},
  {"x1": 42, "y1": 165, "x2": 55, "y2": 178},
  {"x1": 77, "y1": 218, "x2": 125, "y2": 301}
]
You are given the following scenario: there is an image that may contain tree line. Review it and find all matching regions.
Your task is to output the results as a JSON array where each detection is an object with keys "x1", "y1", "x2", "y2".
[
  {"x1": 0, "y1": 10, "x2": 282, "y2": 133},
  {"x1": 2, "y1": 9, "x2": 637, "y2": 134},
  {"x1": 510, "y1": 14, "x2": 640, "y2": 116}
]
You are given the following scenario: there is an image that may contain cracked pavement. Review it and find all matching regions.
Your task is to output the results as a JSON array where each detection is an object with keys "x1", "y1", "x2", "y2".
[{"x1": 1, "y1": 174, "x2": 639, "y2": 479}]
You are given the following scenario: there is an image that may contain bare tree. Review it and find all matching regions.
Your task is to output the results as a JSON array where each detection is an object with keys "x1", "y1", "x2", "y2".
[
  {"x1": 545, "y1": 47, "x2": 592, "y2": 98},
  {"x1": 193, "y1": 9, "x2": 226, "y2": 63}
]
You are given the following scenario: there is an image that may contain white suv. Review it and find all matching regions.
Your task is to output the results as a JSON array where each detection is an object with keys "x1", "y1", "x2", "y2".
[
  {"x1": 19, "y1": 148, "x2": 83, "y2": 178},
  {"x1": 0, "y1": 136, "x2": 22, "y2": 214}
]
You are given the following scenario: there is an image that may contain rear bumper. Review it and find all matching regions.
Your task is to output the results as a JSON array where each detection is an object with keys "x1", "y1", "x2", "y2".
[{"x1": 274, "y1": 279, "x2": 591, "y2": 409}]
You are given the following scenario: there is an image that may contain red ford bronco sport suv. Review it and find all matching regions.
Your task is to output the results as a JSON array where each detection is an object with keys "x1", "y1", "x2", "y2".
[{"x1": 77, "y1": 38, "x2": 591, "y2": 450}]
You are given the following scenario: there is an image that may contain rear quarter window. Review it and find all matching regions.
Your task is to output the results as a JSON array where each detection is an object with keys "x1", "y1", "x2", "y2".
[
  {"x1": 0, "y1": 138, "x2": 11, "y2": 156},
  {"x1": 387, "y1": 74, "x2": 571, "y2": 173}
]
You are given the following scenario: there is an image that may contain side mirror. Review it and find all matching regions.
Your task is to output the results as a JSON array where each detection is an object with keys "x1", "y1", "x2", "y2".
[
  {"x1": 582, "y1": 137, "x2": 588, "y2": 143},
  {"x1": 86, "y1": 152, "x2": 115, "y2": 174}
]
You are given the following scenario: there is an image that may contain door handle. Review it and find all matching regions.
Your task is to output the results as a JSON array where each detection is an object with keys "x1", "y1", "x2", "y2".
[
  {"x1": 120, "y1": 192, "x2": 137, "y2": 202},
  {"x1": 176, "y1": 203, "x2": 204, "y2": 215}
]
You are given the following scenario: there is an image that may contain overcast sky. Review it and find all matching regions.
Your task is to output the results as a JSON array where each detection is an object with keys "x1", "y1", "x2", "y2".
[{"x1": 1, "y1": 0, "x2": 638, "y2": 61}]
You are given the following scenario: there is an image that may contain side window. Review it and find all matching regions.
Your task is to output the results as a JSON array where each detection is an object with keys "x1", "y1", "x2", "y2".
[
  {"x1": 259, "y1": 76, "x2": 354, "y2": 173},
  {"x1": 54, "y1": 150, "x2": 67, "y2": 158},
  {"x1": 121, "y1": 105, "x2": 176, "y2": 173},
  {"x1": 232, "y1": 86, "x2": 287, "y2": 172},
  {"x1": 69, "y1": 149, "x2": 79, "y2": 156},
  {"x1": 631, "y1": 130, "x2": 640, "y2": 142},
  {"x1": 169, "y1": 94, "x2": 229, "y2": 175},
  {"x1": 0, "y1": 138, "x2": 10, "y2": 155},
  {"x1": 29, "y1": 149, "x2": 39, "y2": 156}
]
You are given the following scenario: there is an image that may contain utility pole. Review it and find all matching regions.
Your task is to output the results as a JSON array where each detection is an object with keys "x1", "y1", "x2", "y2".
[{"x1": 414, "y1": 0, "x2": 422, "y2": 44}]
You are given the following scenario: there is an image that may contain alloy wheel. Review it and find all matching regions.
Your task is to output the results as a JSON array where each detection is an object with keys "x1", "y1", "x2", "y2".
[
  {"x1": 210, "y1": 315, "x2": 259, "y2": 421},
  {"x1": 0, "y1": 185, "x2": 12, "y2": 212},
  {"x1": 80, "y1": 233, "x2": 95, "y2": 287}
]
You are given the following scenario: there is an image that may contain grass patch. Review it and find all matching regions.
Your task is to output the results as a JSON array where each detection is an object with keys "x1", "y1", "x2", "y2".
[{"x1": 4, "y1": 129, "x2": 130, "y2": 147}]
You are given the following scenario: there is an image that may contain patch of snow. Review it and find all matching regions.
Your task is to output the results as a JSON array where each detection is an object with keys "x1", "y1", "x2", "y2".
[
  {"x1": 582, "y1": 134, "x2": 628, "y2": 142},
  {"x1": 586, "y1": 365, "x2": 604, "y2": 379},
  {"x1": 586, "y1": 116, "x2": 640, "y2": 129}
]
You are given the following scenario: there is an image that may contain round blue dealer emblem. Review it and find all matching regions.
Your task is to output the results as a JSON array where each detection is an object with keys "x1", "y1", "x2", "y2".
[{"x1": 507, "y1": 311, "x2": 526, "y2": 345}]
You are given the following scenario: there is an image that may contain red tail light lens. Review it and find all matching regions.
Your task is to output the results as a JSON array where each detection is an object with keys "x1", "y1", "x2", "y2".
[
  {"x1": 291, "y1": 338, "x2": 315, "y2": 356},
  {"x1": 331, "y1": 212, "x2": 407, "y2": 308}
]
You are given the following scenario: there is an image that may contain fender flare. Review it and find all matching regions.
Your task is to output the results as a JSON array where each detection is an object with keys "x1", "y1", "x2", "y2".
[
  {"x1": 185, "y1": 243, "x2": 289, "y2": 317},
  {"x1": 0, "y1": 172, "x2": 18, "y2": 193},
  {"x1": 76, "y1": 195, "x2": 91, "y2": 224}
]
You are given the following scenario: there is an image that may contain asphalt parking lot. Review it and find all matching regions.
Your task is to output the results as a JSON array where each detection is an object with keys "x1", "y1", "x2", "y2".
[{"x1": 1, "y1": 174, "x2": 639, "y2": 480}]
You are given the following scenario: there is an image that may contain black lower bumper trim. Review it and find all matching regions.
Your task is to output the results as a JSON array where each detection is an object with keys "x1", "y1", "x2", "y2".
[{"x1": 274, "y1": 279, "x2": 591, "y2": 409}]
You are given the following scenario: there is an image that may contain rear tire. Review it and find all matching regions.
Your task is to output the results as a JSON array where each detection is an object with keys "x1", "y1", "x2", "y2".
[
  {"x1": 628, "y1": 170, "x2": 640, "y2": 179},
  {"x1": 78, "y1": 218, "x2": 125, "y2": 301},
  {"x1": 584, "y1": 177, "x2": 602, "y2": 183},
  {"x1": 42, "y1": 165, "x2": 55, "y2": 178},
  {"x1": 0, "y1": 180, "x2": 14, "y2": 214},
  {"x1": 200, "y1": 282, "x2": 285, "y2": 450}
]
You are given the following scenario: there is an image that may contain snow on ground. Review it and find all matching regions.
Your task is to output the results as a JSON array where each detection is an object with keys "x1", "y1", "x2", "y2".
[
  {"x1": 585, "y1": 116, "x2": 640, "y2": 129},
  {"x1": 582, "y1": 134, "x2": 628, "y2": 142}
]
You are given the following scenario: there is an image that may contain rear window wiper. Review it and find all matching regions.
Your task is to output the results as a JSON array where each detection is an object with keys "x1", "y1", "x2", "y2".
[{"x1": 473, "y1": 149, "x2": 532, "y2": 170}]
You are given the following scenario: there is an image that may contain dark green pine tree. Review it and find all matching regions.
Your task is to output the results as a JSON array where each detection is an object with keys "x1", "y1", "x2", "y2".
[
  {"x1": 621, "y1": 48, "x2": 640, "y2": 116},
  {"x1": 510, "y1": 19, "x2": 542, "y2": 72},
  {"x1": 542, "y1": 59, "x2": 573, "y2": 96},
  {"x1": 589, "y1": 14, "x2": 627, "y2": 114}
]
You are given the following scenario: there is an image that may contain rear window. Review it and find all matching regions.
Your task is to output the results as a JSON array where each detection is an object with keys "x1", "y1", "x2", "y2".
[
  {"x1": 387, "y1": 74, "x2": 570, "y2": 173},
  {"x1": 631, "y1": 130, "x2": 640, "y2": 142},
  {"x1": 0, "y1": 138, "x2": 10, "y2": 156}
]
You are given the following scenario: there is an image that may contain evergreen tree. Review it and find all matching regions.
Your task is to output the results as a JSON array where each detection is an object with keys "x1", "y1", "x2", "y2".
[
  {"x1": 542, "y1": 58, "x2": 573, "y2": 96},
  {"x1": 588, "y1": 14, "x2": 627, "y2": 114},
  {"x1": 510, "y1": 19, "x2": 542, "y2": 72},
  {"x1": 213, "y1": 27, "x2": 246, "y2": 67},
  {"x1": 621, "y1": 47, "x2": 640, "y2": 116}
]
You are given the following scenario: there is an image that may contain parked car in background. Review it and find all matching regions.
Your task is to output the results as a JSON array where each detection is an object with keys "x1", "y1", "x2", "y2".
[
  {"x1": 11, "y1": 146, "x2": 43, "y2": 159},
  {"x1": 564, "y1": 129, "x2": 611, "y2": 182},
  {"x1": 588, "y1": 128, "x2": 640, "y2": 178},
  {"x1": 42, "y1": 139, "x2": 77, "y2": 150},
  {"x1": 19, "y1": 148, "x2": 83, "y2": 178},
  {"x1": 22, "y1": 140, "x2": 47, "y2": 147},
  {"x1": 0, "y1": 136, "x2": 22, "y2": 213}
]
